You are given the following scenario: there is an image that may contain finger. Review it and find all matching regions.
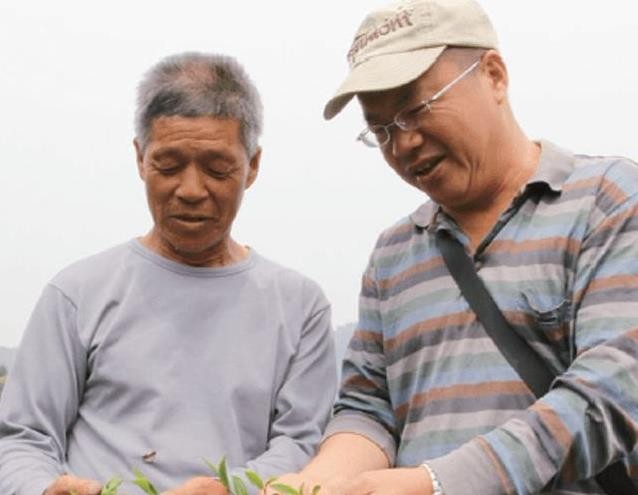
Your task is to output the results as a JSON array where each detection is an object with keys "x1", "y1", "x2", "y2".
[
  {"x1": 47, "y1": 475, "x2": 102, "y2": 495},
  {"x1": 65, "y1": 480, "x2": 101, "y2": 495},
  {"x1": 161, "y1": 477, "x2": 226, "y2": 495},
  {"x1": 77, "y1": 479, "x2": 102, "y2": 495}
]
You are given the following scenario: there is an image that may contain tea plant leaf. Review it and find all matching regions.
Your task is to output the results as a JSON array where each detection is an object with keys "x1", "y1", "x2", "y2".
[
  {"x1": 132, "y1": 468, "x2": 159, "y2": 495},
  {"x1": 262, "y1": 476, "x2": 276, "y2": 493},
  {"x1": 232, "y1": 475, "x2": 249, "y2": 495},
  {"x1": 270, "y1": 482, "x2": 300, "y2": 495},
  {"x1": 101, "y1": 476, "x2": 123, "y2": 495},
  {"x1": 245, "y1": 470, "x2": 264, "y2": 490},
  {"x1": 203, "y1": 458, "x2": 219, "y2": 477},
  {"x1": 218, "y1": 457, "x2": 231, "y2": 491}
]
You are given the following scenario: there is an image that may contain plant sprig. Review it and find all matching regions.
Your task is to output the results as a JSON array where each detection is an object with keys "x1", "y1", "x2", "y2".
[
  {"x1": 70, "y1": 458, "x2": 320, "y2": 495},
  {"x1": 132, "y1": 468, "x2": 159, "y2": 495},
  {"x1": 101, "y1": 477, "x2": 123, "y2": 495},
  {"x1": 203, "y1": 458, "x2": 319, "y2": 495}
]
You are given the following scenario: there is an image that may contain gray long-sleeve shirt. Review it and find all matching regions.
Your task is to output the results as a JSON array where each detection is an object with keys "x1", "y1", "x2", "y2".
[{"x1": 0, "y1": 240, "x2": 337, "y2": 495}]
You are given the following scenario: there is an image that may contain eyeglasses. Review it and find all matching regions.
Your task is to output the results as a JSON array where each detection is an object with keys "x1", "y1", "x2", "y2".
[{"x1": 357, "y1": 59, "x2": 481, "y2": 148}]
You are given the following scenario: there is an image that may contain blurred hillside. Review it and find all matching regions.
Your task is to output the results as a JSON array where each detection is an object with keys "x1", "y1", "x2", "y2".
[
  {"x1": 0, "y1": 346, "x2": 14, "y2": 397},
  {"x1": 334, "y1": 322, "x2": 356, "y2": 381},
  {"x1": 0, "y1": 346, "x2": 15, "y2": 369}
]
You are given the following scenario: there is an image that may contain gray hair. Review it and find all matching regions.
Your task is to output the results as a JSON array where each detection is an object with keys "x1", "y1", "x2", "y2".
[{"x1": 135, "y1": 52, "x2": 263, "y2": 157}]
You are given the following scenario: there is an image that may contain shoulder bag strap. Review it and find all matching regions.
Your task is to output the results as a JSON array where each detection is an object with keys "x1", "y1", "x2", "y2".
[
  {"x1": 435, "y1": 229, "x2": 637, "y2": 494},
  {"x1": 435, "y1": 229, "x2": 554, "y2": 396}
]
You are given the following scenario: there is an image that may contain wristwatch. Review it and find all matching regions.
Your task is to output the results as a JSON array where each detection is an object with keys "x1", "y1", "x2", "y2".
[{"x1": 421, "y1": 463, "x2": 443, "y2": 495}]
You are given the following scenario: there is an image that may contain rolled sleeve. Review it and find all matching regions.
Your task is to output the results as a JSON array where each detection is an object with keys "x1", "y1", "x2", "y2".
[{"x1": 323, "y1": 411, "x2": 397, "y2": 465}]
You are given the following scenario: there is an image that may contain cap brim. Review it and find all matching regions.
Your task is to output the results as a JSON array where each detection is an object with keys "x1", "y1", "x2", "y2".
[{"x1": 323, "y1": 45, "x2": 446, "y2": 120}]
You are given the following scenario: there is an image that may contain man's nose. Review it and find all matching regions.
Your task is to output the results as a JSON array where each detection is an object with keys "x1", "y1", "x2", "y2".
[
  {"x1": 390, "y1": 127, "x2": 424, "y2": 159},
  {"x1": 175, "y1": 164, "x2": 208, "y2": 202}
]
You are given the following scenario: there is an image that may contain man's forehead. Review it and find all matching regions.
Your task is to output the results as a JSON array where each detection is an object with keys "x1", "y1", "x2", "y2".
[
  {"x1": 149, "y1": 115, "x2": 240, "y2": 138},
  {"x1": 143, "y1": 115, "x2": 246, "y2": 157},
  {"x1": 357, "y1": 77, "x2": 421, "y2": 122},
  {"x1": 357, "y1": 56, "x2": 453, "y2": 122}
]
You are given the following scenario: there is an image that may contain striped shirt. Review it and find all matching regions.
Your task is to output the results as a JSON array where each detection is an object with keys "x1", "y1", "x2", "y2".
[{"x1": 325, "y1": 141, "x2": 638, "y2": 494}]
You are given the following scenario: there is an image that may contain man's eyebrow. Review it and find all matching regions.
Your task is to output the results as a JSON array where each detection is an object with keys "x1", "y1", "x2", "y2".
[
  {"x1": 197, "y1": 149, "x2": 233, "y2": 162},
  {"x1": 150, "y1": 147, "x2": 184, "y2": 159},
  {"x1": 363, "y1": 111, "x2": 383, "y2": 124},
  {"x1": 398, "y1": 83, "x2": 417, "y2": 103},
  {"x1": 362, "y1": 88, "x2": 416, "y2": 124},
  {"x1": 394, "y1": 86, "x2": 422, "y2": 112}
]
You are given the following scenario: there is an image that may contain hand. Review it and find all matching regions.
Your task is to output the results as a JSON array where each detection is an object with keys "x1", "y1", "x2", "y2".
[
  {"x1": 44, "y1": 474, "x2": 102, "y2": 495},
  {"x1": 161, "y1": 476, "x2": 228, "y2": 495},
  {"x1": 341, "y1": 467, "x2": 432, "y2": 495}
]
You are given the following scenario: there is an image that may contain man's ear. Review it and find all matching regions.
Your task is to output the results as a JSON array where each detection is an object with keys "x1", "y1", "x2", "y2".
[
  {"x1": 245, "y1": 147, "x2": 261, "y2": 189},
  {"x1": 481, "y1": 49, "x2": 508, "y2": 103},
  {"x1": 133, "y1": 138, "x2": 145, "y2": 180}
]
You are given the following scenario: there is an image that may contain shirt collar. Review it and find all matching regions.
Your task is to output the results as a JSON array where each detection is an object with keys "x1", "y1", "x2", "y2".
[{"x1": 409, "y1": 139, "x2": 576, "y2": 229}]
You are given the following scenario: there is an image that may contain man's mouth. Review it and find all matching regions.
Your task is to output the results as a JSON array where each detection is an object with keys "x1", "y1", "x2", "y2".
[
  {"x1": 172, "y1": 215, "x2": 212, "y2": 223},
  {"x1": 411, "y1": 155, "x2": 446, "y2": 177}
]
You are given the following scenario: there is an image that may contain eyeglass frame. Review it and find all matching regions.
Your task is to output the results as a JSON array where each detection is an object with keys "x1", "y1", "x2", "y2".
[{"x1": 356, "y1": 58, "x2": 482, "y2": 148}]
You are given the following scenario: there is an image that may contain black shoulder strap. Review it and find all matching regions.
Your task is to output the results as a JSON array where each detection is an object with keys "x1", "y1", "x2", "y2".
[
  {"x1": 435, "y1": 229, "x2": 637, "y2": 494},
  {"x1": 435, "y1": 230, "x2": 554, "y2": 396}
]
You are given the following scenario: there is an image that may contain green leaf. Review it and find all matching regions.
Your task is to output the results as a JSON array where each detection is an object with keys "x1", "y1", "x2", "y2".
[
  {"x1": 132, "y1": 468, "x2": 159, "y2": 495},
  {"x1": 203, "y1": 458, "x2": 219, "y2": 477},
  {"x1": 244, "y1": 470, "x2": 264, "y2": 490},
  {"x1": 263, "y1": 476, "x2": 278, "y2": 493},
  {"x1": 101, "y1": 476, "x2": 123, "y2": 495},
  {"x1": 270, "y1": 483, "x2": 300, "y2": 495},
  {"x1": 218, "y1": 457, "x2": 231, "y2": 491},
  {"x1": 232, "y1": 475, "x2": 249, "y2": 495},
  {"x1": 311, "y1": 485, "x2": 322, "y2": 495}
]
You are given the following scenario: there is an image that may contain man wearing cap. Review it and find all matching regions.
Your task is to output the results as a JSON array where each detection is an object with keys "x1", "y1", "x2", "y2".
[{"x1": 271, "y1": 0, "x2": 638, "y2": 494}]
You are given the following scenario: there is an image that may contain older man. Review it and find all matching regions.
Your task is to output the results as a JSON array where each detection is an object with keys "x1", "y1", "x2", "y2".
[
  {"x1": 0, "y1": 53, "x2": 336, "y2": 495},
  {"x1": 275, "y1": 1, "x2": 638, "y2": 494}
]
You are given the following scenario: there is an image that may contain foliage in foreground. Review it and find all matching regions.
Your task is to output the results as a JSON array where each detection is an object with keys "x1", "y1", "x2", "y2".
[
  {"x1": 204, "y1": 457, "x2": 319, "y2": 495},
  {"x1": 69, "y1": 458, "x2": 319, "y2": 495}
]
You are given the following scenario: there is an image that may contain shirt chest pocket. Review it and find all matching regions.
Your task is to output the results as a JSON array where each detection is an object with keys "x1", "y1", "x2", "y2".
[{"x1": 519, "y1": 292, "x2": 572, "y2": 368}]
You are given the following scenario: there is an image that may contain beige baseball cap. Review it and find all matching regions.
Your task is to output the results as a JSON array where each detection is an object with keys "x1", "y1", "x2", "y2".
[{"x1": 323, "y1": 0, "x2": 499, "y2": 120}]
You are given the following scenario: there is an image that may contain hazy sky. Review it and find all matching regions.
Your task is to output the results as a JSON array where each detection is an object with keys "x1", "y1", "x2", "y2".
[{"x1": 1, "y1": 1, "x2": 637, "y2": 347}]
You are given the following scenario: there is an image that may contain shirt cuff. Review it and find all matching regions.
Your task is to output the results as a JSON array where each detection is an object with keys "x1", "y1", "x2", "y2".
[
  {"x1": 421, "y1": 463, "x2": 443, "y2": 495},
  {"x1": 426, "y1": 438, "x2": 510, "y2": 495},
  {"x1": 322, "y1": 412, "x2": 397, "y2": 466}
]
